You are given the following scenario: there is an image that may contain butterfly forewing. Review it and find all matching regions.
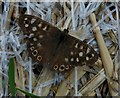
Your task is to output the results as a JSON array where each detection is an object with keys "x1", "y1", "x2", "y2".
[
  {"x1": 18, "y1": 14, "x2": 64, "y2": 65},
  {"x1": 18, "y1": 14, "x2": 98, "y2": 73}
]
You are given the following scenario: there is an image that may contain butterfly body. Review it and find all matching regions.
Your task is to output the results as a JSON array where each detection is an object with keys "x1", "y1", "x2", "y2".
[{"x1": 18, "y1": 14, "x2": 98, "y2": 73}]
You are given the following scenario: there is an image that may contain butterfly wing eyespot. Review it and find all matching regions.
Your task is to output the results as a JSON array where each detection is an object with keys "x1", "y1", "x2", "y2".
[
  {"x1": 32, "y1": 50, "x2": 38, "y2": 56},
  {"x1": 59, "y1": 65, "x2": 65, "y2": 72},
  {"x1": 65, "y1": 65, "x2": 69, "y2": 70},
  {"x1": 54, "y1": 65, "x2": 58, "y2": 70},
  {"x1": 37, "y1": 56, "x2": 42, "y2": 61},
  {"x1": 30, "y1": 46, "x2": 35, "y2": 51}
]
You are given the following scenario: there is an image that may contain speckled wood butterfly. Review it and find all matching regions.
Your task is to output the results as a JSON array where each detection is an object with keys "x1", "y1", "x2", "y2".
[{"x1": 18, "y1": 14, "x2": 98, "y2": 73}]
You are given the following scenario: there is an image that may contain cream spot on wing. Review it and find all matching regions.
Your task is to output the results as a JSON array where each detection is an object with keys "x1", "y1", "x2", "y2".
[
  {"x1": 69, "y1": 65, "x2": 72, "y2": 67},
  {"x1": 65, "y1": 65, "x2": 69, "y2": 70},
  {"x1": 38, "y1": 23, "x2": 42, "y2": 27},
  {"x1": 80, "y1": 45, "x2": 83, "y2": 49},
  {"x1": 24, "y1": 17, "x2": 28, "y2": 20},
  {"x1": 65, "y1": 58, "x2": 69, "y2": 62},
  {"x1": 76, "y1": 58, "x2": 79, "y2": 62},
  {"x1": 79, "y1": 52, "x2": 83, "y2": 57},
  {"x1": 70, "y1": 51, "x2": 74, "y2": 55},
  {"x1": 39, "y1": 35, "x2": 43, "y2": 38},
  {"x1": 29, "y1": 33, "x2": 34, "y2": 38},
  {"x1": 37, "y1": 43, "x2": 42, "y2": 47},
  {"x1": 31, "y1": 18, "x2": 36, "y2": 24},
  {"x1": 86, "y1": 57, "x2": 89, "y2": 61},
  {"x1": 70, "y1": 58, "x2": 74, "y2": 62},
  {"x1": 33, "y1": 37, "x2": 37, "y2": 41},
  {"x1": 32, "y1": 27, "x2": 37, "y2": 31},
  {"x1": 86, "y1": 48, "x2": 90, "y2": 53},
  {"x1": 25, "y1": 24, "x2": 29, "y2": 27},
  {"x1": 92, "y1": 54, "x2": 94, "y2": 57},
  {"x1": 75, "y1": 43, "x2": 79, "y2": 48},
  {"x1": 43, "y1": 26, "x2": 48, "y2": 30}
]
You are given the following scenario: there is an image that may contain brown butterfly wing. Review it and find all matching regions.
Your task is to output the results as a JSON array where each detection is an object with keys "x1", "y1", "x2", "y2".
[
  {"x1": 18, "y1": 14, "x2": 63, "y2": 65},
  {"x1": 50, "y1": 34, "x2": 98, "y2": 73}
]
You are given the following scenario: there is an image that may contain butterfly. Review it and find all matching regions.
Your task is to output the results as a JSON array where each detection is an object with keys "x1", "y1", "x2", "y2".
[{"x1": 17, "y1": 14, "x2": 98, "y2": 74}]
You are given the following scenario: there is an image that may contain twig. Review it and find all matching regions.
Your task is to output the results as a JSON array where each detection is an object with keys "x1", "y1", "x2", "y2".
[{"x1": 90, "y1": 13, "x2": 118, "y2": 96}]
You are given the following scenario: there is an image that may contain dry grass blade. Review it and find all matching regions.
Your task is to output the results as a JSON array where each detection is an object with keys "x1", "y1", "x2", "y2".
[
  {"x1": 78, "y1": 69, "x2": 106, "y2": 96},
  {"x1": 90, "y1": 13, "x2": 118, "y2": 96},
  {"x1": 33, "y1": 68, "x2": 54, "y2": 96},
  {"x1": 56, "y1": 66, "x2": 86, "y2": 96}
]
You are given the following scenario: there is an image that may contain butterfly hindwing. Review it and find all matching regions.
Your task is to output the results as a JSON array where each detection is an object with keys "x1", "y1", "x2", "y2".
[{"x1": 51, "y1": 34, "x2": 98, "y2": 73}]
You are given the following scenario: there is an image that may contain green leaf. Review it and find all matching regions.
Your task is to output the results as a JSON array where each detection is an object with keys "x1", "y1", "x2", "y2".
[
  {"x1": 16, "y1": 88, "x2": 41, "y2": 98},
  {"x1": 8, "y1": 58, "x2": 15, "y2": 96}
]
